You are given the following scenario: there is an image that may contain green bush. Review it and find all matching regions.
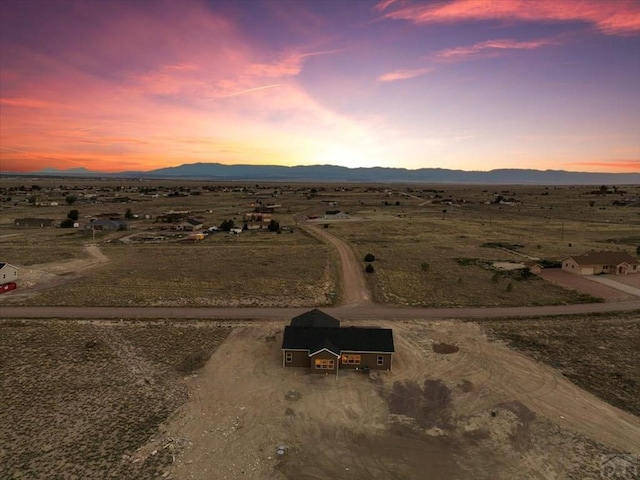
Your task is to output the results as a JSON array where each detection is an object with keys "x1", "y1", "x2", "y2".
[
  {"x1": 364, "y1": 253, "x2": 375, "y2": 262},
  {"x1": 365, "y1": 263, "x2": 375, "y2": 273}
]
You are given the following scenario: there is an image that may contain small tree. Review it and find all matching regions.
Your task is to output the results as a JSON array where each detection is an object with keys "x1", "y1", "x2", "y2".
[
  {"x1": 364, "y1": 253, "x2": 375, "y2": 262},
  {"x1": 219, "y1": 219, "x2": 234, "y2": 231},
  {"x1": 60, "y1": 218, "x2": 75, "y2": 228},
  {"x1": 67, "y1": 209, "x2": 79, "y2": 221},
  {"x1": 365, "y1": 263, "x2": 375, "y2": 273},
  {"x1": 421, "y1": 262, "x2": 429, "y2": 272},
  {"x1": 267, "y1": 219, "x2": 280, "y2": 232},
  {"x1": 125, "y1": 208, "x2": 134, "y2": 219},
  {"x1": 65, "y1": 195, "x2": 77, "y2": 205}
]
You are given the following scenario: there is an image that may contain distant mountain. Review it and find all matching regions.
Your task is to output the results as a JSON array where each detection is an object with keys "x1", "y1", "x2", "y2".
[
  {"x1": 9, "y1": 162, "x2": 640, "y2": 184},
  {"x1": 37, "y1": 167, "x2": 96, "y2": 175},
  {"x1": 131, "y1": 162, "x2": 640, "y2": 185}
]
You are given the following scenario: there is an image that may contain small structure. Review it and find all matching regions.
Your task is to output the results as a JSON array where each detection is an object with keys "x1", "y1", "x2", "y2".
[
  {"x1": 0, "y1": 262, "x2": 19, "y2": 284},
  {"x1": 523, "y1": 261, "x2": 544, "y2": 275},
  {"x1": 562, "y1": 251, "x2": 639, "y2": 275},
  {"x1": 13, "y1": 218, "x2": 55, "y2": 227},
  {"x1": 324, "y1": 210, "x2": 349, "y2": 220},
  {"x1": 282, "y1": 310, "x2": 394, "y2": 375},
  {"x1": 173, "y1": 218, "x2": 203, "y2": 231},
  {"x1": 87, "y1": 219, "x2": 128, "y2": 231}
]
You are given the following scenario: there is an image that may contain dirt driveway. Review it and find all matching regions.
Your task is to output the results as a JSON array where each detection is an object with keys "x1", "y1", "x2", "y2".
[
  {"x1": 161, "y1": 321, "x2": 639, "y2": 480},
  {"x1": 538, "y1": 269, "x2": 637, "y2": 301},
  {"x1": 300, "y1": 223, "x2": 370, "y2": 306}
]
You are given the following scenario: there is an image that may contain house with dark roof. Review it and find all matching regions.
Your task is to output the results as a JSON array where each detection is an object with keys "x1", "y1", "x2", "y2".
[
  {"x1": 87, "y1": 219, "x2": 128, "y2": 231},
  {"x1": 13, "y1": 218, "x2": 55, "y2": 227},
  {"x1": 324, "y1": 210, "x2": 349, "y2": 220},
  {"x1": 282, "y1": 310, "x2": 394, "y2": 375},
  {"x1": 562, "y1": 251, "x2": 639, "y2": 275}
]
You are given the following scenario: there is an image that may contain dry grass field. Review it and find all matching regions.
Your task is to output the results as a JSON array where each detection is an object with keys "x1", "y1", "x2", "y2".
[
  {"x1": 479, "y1": 314, "x2": 640, "y2": 417},
  {"x1": 1, "y1": 179, "x2": 638, "y2": 308},
  {"x1": 0, "y1": 320, "x2": 232, "y2": 480}
]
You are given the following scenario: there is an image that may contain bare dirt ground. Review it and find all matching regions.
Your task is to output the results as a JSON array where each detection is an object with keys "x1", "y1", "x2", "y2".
[
  {"x1": 162, "y1": 320, "x2": 639, "y2": 480},
  {"x1": 2, "y1": 243, "x2": 108, "y2": 298},
  {"x1": 300, "y1": 222, "x2": 371, "y2": 306},
  {"x1": 538, "y1": 269, "x2": 636, "y2": 301}
]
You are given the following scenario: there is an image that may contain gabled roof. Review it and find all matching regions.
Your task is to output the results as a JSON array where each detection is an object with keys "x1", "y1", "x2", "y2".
[
  {"x1": 566, "y1": 251, "x2": 639, "y2": 266},
  {"x1": 309, "y1": 339, "x2": 340, "y2": 356},
  {"x1": 290, "y1": 309, "x2": 340, "y2": 328},
  {"x1": 282, "y1": 326, "x2": 394, "y2": 353},
  {"x1": 0, "y1": 262, "x2": 18, "y2": 271}
]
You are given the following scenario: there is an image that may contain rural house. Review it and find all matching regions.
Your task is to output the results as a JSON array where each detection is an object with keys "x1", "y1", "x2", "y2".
[
  {"x1": 562, "y1": 251, "x2": 639, "y2": 275},
  {"x1": 87, "y1": 219, "x2": 128, "y2": 231},
  {"x1": 173, "y1": 218, "x2": 203, "y2": 231},
  {"x1": 0, "y1": 262, "x2": 19, "y2": 284},
  {"x1": 281, "y1": 309, "x2": 394, "y2": 376},
  {"x1": 324, "y1": 210, "x2": 349, "y2": 220},
  {"x1": 13, "y1": 218, "x2": 55, "y2": 227}
]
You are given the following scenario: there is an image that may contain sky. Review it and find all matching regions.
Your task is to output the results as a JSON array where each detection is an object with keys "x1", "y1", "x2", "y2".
[{"x1": 0, "y1": 0, "x2": 639, "y2": 174}]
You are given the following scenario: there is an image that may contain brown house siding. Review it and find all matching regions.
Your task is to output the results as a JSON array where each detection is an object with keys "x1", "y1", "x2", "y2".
[
  {"x1": 283, "y1": 350, "x2": 392, "y2": 371},
  {"x1": 340, "y1": 352, "x2": 392, "y2": 370},
  {"x1": 309, "y1": 350, "x2": 338, "y2": 374},
  {"x1": 283, "y1": 350, "x2": 309, "y2": 368}
]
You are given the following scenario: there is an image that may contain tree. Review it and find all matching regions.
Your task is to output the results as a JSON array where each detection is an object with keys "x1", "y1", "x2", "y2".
[
  {"x1": 365, "y1": 263, "x2": 375, "y2": 273},
  {"x1": 67, "y1": 210, "x2": 79, "y2": 221},
  {"x1": 267, "y1": 219, "x2": 280, "y2": 232},
  {"x1": 364, "y1": 253, "x2": 375, "y2": 262},
  {"x1": 125, "y1": 208, "x2": 134, "y2": 219},
  {"x1": 421, "y1": 262, "x2": 429, "y2": 272},
  {"x1": 60, "y1": 219, "x2": 75, "y2": 228},
  {"x1": 219, "y1": 219, "x2": 234, "y2": 231},
  {"x1": 65, "y1": 195, "x2": 77, "y2": 205}
]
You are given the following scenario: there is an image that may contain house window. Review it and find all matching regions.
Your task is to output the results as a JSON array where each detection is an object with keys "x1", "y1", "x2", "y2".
[
  {"x1": 285, "y1": 352, "x2": 293, "y2": 363},
  {"x1": 377, "y1": 355, "x2": 384, "y2": 366},
  {"x1": 315, "y1": 359, "x2": 334, "y2": 370},
  {"x1": 342, "y1": 354, "x2": 361, "y2": 365}
]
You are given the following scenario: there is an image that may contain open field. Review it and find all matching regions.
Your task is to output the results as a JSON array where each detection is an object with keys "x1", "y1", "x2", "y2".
[
  {"x1": 3, "y1": 315, "x2": 637, "y2": 480},
  {"x1": 1, "y1": 180, "x2": 639, "y2": 308},
  {"x1": 0, "y1": 320, "x2": 232, "y2": 480}
]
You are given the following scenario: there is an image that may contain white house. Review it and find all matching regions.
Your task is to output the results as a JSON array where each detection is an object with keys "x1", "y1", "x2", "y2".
[
  {"x1": 0, "y1": 262, "x2": 19, "y2": 284},
  {"x1": 324, "y1": 210, "x2": 349, "y2": 220}
]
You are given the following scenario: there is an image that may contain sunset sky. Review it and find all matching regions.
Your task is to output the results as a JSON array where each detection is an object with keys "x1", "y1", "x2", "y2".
[{"x1": 1, "y1": 0, "x2": 639, "y2": 174}]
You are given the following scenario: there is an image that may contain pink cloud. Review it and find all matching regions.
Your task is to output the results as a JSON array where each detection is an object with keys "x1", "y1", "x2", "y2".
[
  {"x1": 567, "y1": 160, "x2": 640, "y2": 171},
  {"x1": 377, "y1": 0, "x2": 640, "y2": 36},
  {"x1": 378, "y1": 68, "x2": 429, "y2": 82},
  {"x1": 436, "y1": 38, "x2": 556, "y2": 61}
]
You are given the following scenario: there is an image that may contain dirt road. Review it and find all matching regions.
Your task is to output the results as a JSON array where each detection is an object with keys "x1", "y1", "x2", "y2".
[{"x1": 299, "y1": 223, "x2": 371, "y2": 306}]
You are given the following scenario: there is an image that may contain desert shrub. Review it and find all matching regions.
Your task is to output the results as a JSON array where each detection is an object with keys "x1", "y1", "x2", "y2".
[
  {"x1": 364, "y1": 253, "x2": 375, "y2": 262},
  {"x1": 365, "y1": 263, "x2": 375, "y2": 273},
  {"x1": 267, "y1": 219, "x2": 280, "y2": 232},
  {"x1": 421, "y1": 262, "x2": 429, "y2": 271},
  {"x1": 60, "y1": 218, "x2": 75, "y2": 228},
  {"x1": 491, "y1": 272, "x2": 501, "y2": 283},
  {"x1": 506, "y1": 282, "x2": 514, "y2": 292},
  {"x1": 177, "y1": 350, "x2": 211, "y2": 373}
]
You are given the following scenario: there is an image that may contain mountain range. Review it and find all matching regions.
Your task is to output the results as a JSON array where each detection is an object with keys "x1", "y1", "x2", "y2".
[{"x1": 4, "y1": 163, "x2": 640, "y2": 185}]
